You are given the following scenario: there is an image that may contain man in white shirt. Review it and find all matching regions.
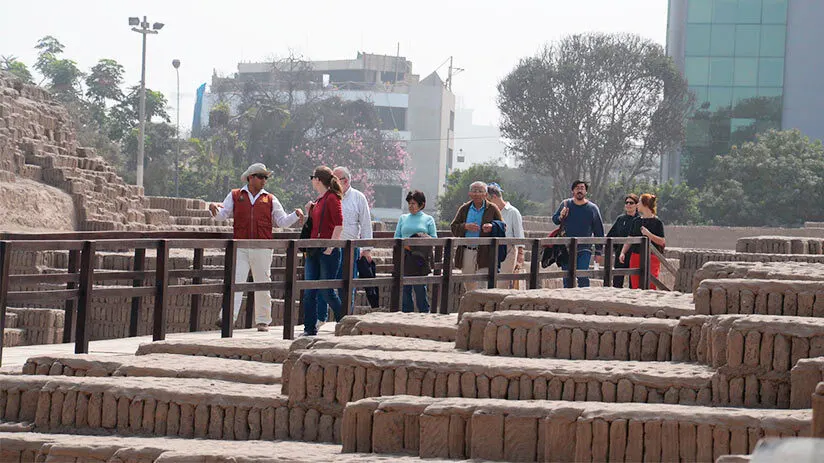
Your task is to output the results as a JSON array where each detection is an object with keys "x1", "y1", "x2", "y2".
[
  {"x1": 317, "y1": 166, "x2": 374, "y2": 324},
  {"x1": 209, "y1": 163, "x2": 303, "y2": 331},
  {"x1": 486, "y1": 183, "x2": 525, "y2": 289}
]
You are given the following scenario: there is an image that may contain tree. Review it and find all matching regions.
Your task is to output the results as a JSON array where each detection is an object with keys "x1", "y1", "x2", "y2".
[
  {"x1": 33, "y1": 35, "x2": 83, "y2": 102},
  {"x1": 437, "y1": 162, "x2": 542, "y2": 222},
  {"x1": 497, "y1": 33, "x2": 692, "y2": 208},
  {"x1": 701, "y1": 129, "x2": 824, "y2": 226},
  {"x1": 1, "y1": 56, "x2": 34, "y2": 83},
  {"x1": 602, "y1": 179, "x2": 704, "y2": 225},
  {"x1": 108, "y1": 86, "x2": 170, "y2": 141}
]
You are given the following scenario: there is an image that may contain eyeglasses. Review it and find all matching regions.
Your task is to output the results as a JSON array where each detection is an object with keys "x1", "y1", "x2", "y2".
[
  {"x1": 252, "y1": 174, "x2": 269, "y2": 180},
  {"x1": 625, "y1": 201, "x2": 636, "y2": 205},
  {"x1": 309, "y1": 175, "x2": 317, "y2": 180}
]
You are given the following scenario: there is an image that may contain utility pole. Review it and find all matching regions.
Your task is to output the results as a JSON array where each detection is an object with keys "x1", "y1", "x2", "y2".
[
  {"x1": 172, "y1": 59, "x2": 181, "y2": 197},
  {"x1": 129, "y1": 16, "x2": 164, "y2": 190},
  {"x1": 445, "y1": 56, "x2": 463, "y2": 91}
]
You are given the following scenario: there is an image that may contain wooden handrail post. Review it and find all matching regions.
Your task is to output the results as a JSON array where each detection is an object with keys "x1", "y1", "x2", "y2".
[
  {"x1": 152, "y1": 240, "x2": 170, "y2": 342},
  {"x1": 244, "y1": 271, "x2": 255, "y2": 329},
  {"x1": 439, "y1": 239, "x2": 454, "y2": 315},
  {"x1": 189, "y1": 248, "x2": 204, "y2": 332},
  {"x1": 283, "y1": 240, "x2": 298, "y2": 340},
  {"x1": 487, "y1": 238, "x2": 499, "y2": 289},
  {"x1": 529, "y1": 239, "x2": 540, "y2": 290},
  {"x1": 75, "y1": 240, "x2": 95, "y2": 354},
  {"x1": 390, "y1": 238, "x2": 403, "y2": 312},
  {"x1": 0, "y1": 241, "x2": 11, "y2": 366},
  {"x1": 129, "y1": 247, "x2": 146, "y2": 337},
  {"x1": 63, "y1": 249, "x2": 79, "y2": 343},
  {"x1": 341, "y1": 240, "x2": 355, "y2": 315},
  {"x1": 640, "y1": 236, "x2": 651, "y2": 290},
  {"x1": 221, "y1": 240, "x2": 237, "y2": 338},
  {"x1": 603, "y1": 237, "x2": 614, "y2": 288},
  {"x1": 567, "y1": 238, "x2": 578, "y2": 288},
  {"x1": 431, "y1": 244, "x2": 443, "y2": 314}
]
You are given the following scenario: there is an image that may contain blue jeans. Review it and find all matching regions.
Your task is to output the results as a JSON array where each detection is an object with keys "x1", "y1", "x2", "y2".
[
  {"x1": 561, "y1": 249, "x2": 592, "y2": 288},
  {"x1": 317, "y1": 248, "x2": 359, "y2": 322},
  {"x1": 402, "y1": 285, "x2": 429, "y2": 313},
  {"x1": 302, "y1": 248, "x2": 343, "y2": 335}
]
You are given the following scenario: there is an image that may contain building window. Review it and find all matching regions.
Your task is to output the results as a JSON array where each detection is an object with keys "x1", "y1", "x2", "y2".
[
  {"x1": 734, "y1": 25, "x2": 760, "y2": 56},
  {"x1": 688, "y1": 0, "x2": 713, "y2": 23},
  {"x1": 759, "y1": 25, "x2": 786, "y2": 57},
  {"x1": 710, "y1": 25, "x2": 735, "y2": 56},
  {"x1": 372, "y1": 185, "x2": 403, "y2": 209},
  {"x1": 707, "y1": 86, "x2": 733, "y2": 111},
  {"x1": 687, "y1": 24, "x2": 712, "y2": 55},
  {"x1": 758, "y1": 58, "x2": 784, "y2": 87},
  {"x1": 713, "y1": 0, "x2": 738, "y2": 23},
  {"x1": 686, "y1": 57, "x2": 710, "y2": 85},
  {"x1": 376, "y1": 106, "x2": 407, "y2": 131},
  {"x1": 449, "y1": 111, "x2": 455, "y2": 131},
  {"x1": 762, "y1": 0, "x2": 788, "y2": 24},
  {"x1": 709, "y1": 58, "x2": 734, "y2": 86},
  {"x1": 733, "y1": 58, "x2": 758, "y2": 86}
]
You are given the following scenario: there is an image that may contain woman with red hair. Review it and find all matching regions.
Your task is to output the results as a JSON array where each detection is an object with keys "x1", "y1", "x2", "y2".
[{"x1": 619, "y1": 194, "x2": 665, "y2": 289}]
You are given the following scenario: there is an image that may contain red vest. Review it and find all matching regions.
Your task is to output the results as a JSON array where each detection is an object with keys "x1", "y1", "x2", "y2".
[{"x1": 231, "y1": 189, "x2": 274, "y2": 239}]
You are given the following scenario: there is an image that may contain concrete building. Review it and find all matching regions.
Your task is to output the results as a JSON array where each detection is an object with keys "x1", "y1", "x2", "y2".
[
  {"x1": 663, "y1": 0, "x2": 824, "y2": 184},
  {"x1": 453, "y1": 107, "x2": 507, "y2": 167},
  {"x1": 195, "y1": 53, "x2": 455, "y2": 220}
]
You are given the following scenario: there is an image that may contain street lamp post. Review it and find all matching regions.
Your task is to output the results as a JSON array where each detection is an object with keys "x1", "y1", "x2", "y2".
[
  {"x1": 129, "y1": 16, "x2": 164, "y2": 190},
  {"x1": 172, "y1": 59, "x2": 181, "y2": 197}
]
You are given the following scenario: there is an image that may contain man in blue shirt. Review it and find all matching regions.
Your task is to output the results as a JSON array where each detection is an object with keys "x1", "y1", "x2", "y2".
[
  {"x1": 552, "y1": 180, "x2": 605, "y2": 288},
  {"x1": 450, "y1": 181, "x2": 503, "y2": 291}
]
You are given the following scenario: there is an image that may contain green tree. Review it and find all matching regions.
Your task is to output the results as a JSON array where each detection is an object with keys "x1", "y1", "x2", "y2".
[
  {"x1": 1, "y1": 56, "x2": 34, "y2": 83},
  {"x1": 33, "y1": 35, "x2": 84, "y2": 102},
  {"x1": 437, "y1": 163, "x2": 542, "y2": 222},
  {"x1": 497, "y1": 33, "x2": 692, "y2": 207},
  {"x1": 108, "y1": 86, "x2": 170, "y2": 141},
  {"x1": 603, "y1": 179, "x2": 704, "y2": 225},
  {"x1": 701, "y1": 129, "x2": 824, "y2": 226}
]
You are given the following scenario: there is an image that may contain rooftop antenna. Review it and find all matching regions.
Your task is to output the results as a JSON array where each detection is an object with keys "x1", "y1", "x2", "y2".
[{"x1": 446, "y1": 56, "x2": 464, "y2": 91}]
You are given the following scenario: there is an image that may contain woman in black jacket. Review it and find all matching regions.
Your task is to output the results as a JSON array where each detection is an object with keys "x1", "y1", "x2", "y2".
[{"x1": 606, "y1": 194, "x2": 638, "y2": 288}]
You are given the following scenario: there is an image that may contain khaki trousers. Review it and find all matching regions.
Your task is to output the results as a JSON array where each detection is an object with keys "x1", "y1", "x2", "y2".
[
  {"x1": 497, "y1": 246, "x2": 520, "y2": 289},
  {"x1": 461, "y1": 248, "x2": 488, "y2": 292}
]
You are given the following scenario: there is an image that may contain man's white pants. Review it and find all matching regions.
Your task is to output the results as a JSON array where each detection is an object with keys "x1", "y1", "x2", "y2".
[
  {"x1": 232, "y1": 248, "x2": 274, "y2": 325},
  {"x1": 497, "y1": 246, "x2": 520, "y2": 290},
  {"x1": 461, "y1": 248, "x2": 488, "y2": 292}
]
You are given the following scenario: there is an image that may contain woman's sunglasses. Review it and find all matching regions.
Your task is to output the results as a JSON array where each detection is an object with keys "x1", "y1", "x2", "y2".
[{"x1": 625, "y1": 201, "x2": 636, "y2": 205}]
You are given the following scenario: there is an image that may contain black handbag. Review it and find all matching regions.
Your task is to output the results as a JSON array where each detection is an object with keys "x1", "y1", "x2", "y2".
[{"x1": 299, "y1": 199, "x2": 325, "y2": 253}]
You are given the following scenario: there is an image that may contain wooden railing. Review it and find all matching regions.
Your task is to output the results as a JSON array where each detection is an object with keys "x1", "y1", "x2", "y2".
[{"x1": 0, "y1": 231, "x2": 651, "y2": 366}]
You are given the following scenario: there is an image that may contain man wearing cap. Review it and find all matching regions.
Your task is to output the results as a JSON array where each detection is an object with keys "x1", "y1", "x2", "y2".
[
  {"x1": 209, "y1": 163, "x2": 304, "y2": 331},
  {"x1": 486, "y1": 183, "x2": 525, "y2": 289}
]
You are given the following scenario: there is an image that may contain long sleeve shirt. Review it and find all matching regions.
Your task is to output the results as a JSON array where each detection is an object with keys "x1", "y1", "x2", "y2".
[
  {"x1": 213, "y1": 186, "x2": 299, "y2": 228},
  {"x1": 340, "y1": 187, "x2": 374, "y2": 248},
  {"x1": 551, "y1": 199, "x2": 605, "y2": 254},
  {"x1": 394, "y1": 212, "x2": 437, "y2": 238},
  {"x1": 500, "y1": 202, "x2": 525, "y2": 248}
]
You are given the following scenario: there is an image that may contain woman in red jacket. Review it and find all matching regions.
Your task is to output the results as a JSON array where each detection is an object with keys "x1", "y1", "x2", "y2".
[{"x1": 301, "y1": 166, "x2": 345, "y2": 336}]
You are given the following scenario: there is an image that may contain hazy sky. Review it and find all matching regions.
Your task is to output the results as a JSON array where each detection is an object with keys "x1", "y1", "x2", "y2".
[{"x1": 1, "y1": 0, "x2": 667, "y2": 131}]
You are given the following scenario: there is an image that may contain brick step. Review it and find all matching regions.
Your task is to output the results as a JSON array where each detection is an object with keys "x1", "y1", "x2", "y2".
[
  {"x1": 4, "y1": 308, "x2": 63, "y2": 345},
  {"x1": 458, "y1": 287, "x2": 696, "y2": 321},
  {"x1": 736, "y1": 236, "x2": 824, "y2": 255},
  {"x1": 791, "y1": 358, "x2": 824, "y2": 409},
  {"x1": 22, "y1": 353, "x2": 282, "y2": 385},
  {"x1": 283, "y1": 336, "x2": 460, "y2": 394},
  {"x1": 335, "y1": 313, "x2": 458, "y2": 342},
  {"x1": 0, "y1": 432, "x2": 434, "y2": 463},
  {"x1": 692, "y1": 261, "x2": 824, "y2": 292},
  {"x1": 457, "y1": 311, "x2": 677, "y2": 361},
  {"x1": 4, "y1": 312, "x2": 18, "y2": 329},
  {"x1": 136, "y1": 338, "x2": 293, "y2": 363},
  {"x1": 287, "y1": 349, "x2": 716, "y2": 409},
  {"x1": 342, "y1": 395, "x2": 811, "y2": 462},
  {"x1": 696, "y1": 279, "x2": 824, "y2": 317},
  {"x1": 2, "y1": 329, "x2": 24, "y2": 348},
  {"x1": 0, "y1": 375, "x2": 340, "y2": 443}
]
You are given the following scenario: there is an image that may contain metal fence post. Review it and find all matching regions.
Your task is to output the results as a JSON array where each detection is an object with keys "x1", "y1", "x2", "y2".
[
  {"x1": 0, "y1": 241, "x2": 11, "y2": 366},
  {"x1": 529, "y1": 239, "x2": 540, "y2": 290},
  {"x1": 439, "y1": 239, "x2": 454, "y2": 315},
  {"x1": 129, "y1": 247, "x2": 145, "y2": 337},
  {"x1": 63, "y1": 249, "x2": 79, "y2": 343},
  {"x1": 221, "y1": 240, "x2": 237, "y2": 338},
  {"x1": 283, "y1": 240, "x2": 298, "y2": 340},
  {"x1": 75, "y1": 241, "x2": 96, "y2": 354},
  {"x1": 390, "y1": 238, "x2": 404, "y2": 312},
  {"x1": 153, "y1": 240, "x2": 170, "y2": 341},
  {"x1": 189, "y1": 248, "x2": 203, "y2": 332}
]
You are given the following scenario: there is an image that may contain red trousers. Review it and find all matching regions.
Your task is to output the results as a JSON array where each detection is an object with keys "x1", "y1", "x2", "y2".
[{"x1": 629, "y1": 252, "x2": 660, "y2": 290}]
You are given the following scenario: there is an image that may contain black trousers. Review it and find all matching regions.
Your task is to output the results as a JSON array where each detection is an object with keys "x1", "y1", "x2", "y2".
[{"x1": 612, "y1": 250, "x2": 629, "y2": 288}]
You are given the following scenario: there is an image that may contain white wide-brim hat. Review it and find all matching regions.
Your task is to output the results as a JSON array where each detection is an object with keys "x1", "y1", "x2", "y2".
[{"x1": 240, "y1": 163, "x2": 271, "y2": 182}]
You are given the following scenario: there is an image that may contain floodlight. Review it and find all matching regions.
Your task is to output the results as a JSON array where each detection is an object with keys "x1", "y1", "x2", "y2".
[
  {"x1": 153, "y1": 22, "x2": 164, "y2": 30},
  {"x1": 128, "y1": 17, "x2": 140, "y2": 26}
]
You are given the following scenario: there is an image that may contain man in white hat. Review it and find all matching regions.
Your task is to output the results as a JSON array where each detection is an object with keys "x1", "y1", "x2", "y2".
[{"x1": 209, "y1": 163, "x2": 304, "y2": 331}]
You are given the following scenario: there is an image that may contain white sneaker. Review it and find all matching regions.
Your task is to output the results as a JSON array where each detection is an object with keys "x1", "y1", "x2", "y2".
[{"x1": 316, "y1": 320, "x2": 326, "y2": 331}]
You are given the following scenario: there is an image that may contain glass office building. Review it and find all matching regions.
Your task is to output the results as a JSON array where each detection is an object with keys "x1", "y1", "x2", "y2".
[{"x1": 663, "y1": 0, "x2": 824, "y2": 184}]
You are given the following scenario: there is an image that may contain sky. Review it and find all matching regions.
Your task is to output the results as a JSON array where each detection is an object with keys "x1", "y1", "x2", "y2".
[{"x1": 1, "y1": 0, "x2": 668, "y2": 132}]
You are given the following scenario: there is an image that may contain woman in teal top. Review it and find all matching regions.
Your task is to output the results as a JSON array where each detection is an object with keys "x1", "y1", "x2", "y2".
[{"x1": 394, "y1": 190, "x2": 437, "y2": 312}]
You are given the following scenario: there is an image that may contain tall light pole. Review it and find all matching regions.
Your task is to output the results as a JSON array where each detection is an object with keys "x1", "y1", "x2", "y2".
[
  {"x1": 172, "y1": 59, "x2": 181, "y2": 197},
  {"x1": 128, "y1": 16, "x2": 164, "y2": 190}
]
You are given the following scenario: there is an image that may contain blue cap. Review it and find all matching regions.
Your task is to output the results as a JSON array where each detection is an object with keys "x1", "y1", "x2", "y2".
[{"x1": 488, "y1": 182, "x2": 503, "y2": 192}]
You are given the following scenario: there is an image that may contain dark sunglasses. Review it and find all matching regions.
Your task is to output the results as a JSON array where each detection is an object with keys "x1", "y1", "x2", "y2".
[
  {"x1": 309, "y1": 175, "x2": 317, "y2": 180},
  {"x1": 252, "y1": 174, "x2": 269, "y2": 180},
  {"x1": 625, "y1": 201, "x2": 636, "y2": 205}
]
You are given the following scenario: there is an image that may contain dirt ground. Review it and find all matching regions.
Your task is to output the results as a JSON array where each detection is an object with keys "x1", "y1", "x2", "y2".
[{"x1": 0, "y1": 179, "x2": 76, "y2": 233}]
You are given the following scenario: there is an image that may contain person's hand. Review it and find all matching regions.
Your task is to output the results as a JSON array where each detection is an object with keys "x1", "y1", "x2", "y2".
[
  {"x1": 595, "y1": 255, "x2": 603, "y2": 265},
  {"x1": 361, "y1": 249, "x2": 372, "y2": 263},
  {"x1": 304, "y1": 201, "x2": 315, "y2": 213},
  {"x1": 640, "y1": 226, "x2": 651, "y2": 237},
  {"x1": 560, "y1": 206, "x2": 569, "y2": 219},
  {"x1": 482, "y1": 223, "x2": 493, "y2": 233},
  {"x1": 323, "y1": 247, "x2": 333, "y2": 255},
  {"x1": 619, "y1": 253, "x2": 626, "y2": 264},
  {"x1": 465, "y1": 223, "x2": 480, "y2": 232},
  {"x1": 208, "y1": 203, "x2": 222, "y2": 217},
  {"x1": 294, "y1": 208, "x2": 304, "y2": 221}
]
